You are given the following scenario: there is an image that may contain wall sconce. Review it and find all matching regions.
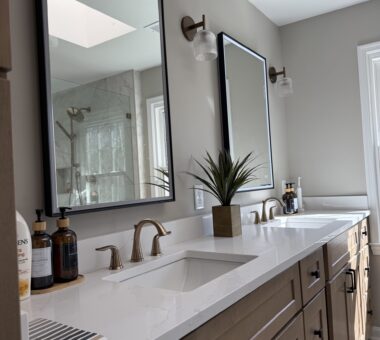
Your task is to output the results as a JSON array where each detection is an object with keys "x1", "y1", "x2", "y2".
[
  {"x1": 269, "y1": 66, "x2": 293, "y2": 98},
  {"x1": 181, "y1": 15, "x2": 217, "y2": 62}
]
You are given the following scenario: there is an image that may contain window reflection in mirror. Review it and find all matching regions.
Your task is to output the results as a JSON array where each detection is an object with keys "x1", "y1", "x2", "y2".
[
  {"x1": 218, "y1": 33, "x2": 274, "y2": 191},
  {"x1": 38, "y1": 0, "x2": 174, "y2": 215}
]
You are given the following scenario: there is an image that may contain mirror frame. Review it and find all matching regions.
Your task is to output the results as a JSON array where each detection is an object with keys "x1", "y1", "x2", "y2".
[
  {"x1": 217, "y1": 32, "x2": 274, "y2": 192},
  {"x1": 36, "y1": 0, "x2": 175, "y2": 216}
]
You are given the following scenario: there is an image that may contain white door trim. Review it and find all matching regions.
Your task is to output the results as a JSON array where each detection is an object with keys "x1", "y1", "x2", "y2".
[{"x1": 357, "y1": 41, "x2": 380, "y2": 245}]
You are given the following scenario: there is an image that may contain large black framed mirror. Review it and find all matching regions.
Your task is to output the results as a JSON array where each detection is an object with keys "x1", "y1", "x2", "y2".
[
  {"x1": 217, "y1": 32, "x2": 274, "y2": 192},
  {"x1": 36, "y1": 0, "x2": 174, "y2": 216}
]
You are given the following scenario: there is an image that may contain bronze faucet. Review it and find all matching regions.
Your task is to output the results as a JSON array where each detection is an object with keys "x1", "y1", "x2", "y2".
[
  {"x1": 130, "y1": 219, "x2": 171, "y2": 262},
  {"x1": 250, "y1": 210, "x2": 261, "y2": 224},
  {"x1": 95, "y1": 245, "x2": 123, "y2": 270},
  {"x1": 261, "y1": 197, "x2": 285, "y2": 223}
]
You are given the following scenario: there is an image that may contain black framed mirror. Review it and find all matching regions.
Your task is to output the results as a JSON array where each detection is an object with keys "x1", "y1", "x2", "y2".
[
  {"x1": 36, "y1": 0, "x2": 174, "y2": 216},
  {"x1": 217, "y1": 32, "x2": 274, "y2": 192}
]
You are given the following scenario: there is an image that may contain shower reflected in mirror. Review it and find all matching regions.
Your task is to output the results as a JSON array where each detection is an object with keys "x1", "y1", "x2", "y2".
[{"x1": 55, "y1": 107, "x2": 91, "y2": 206}]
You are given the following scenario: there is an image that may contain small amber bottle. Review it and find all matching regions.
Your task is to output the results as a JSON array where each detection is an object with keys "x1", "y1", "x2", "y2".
[
  {"x1": 52, "y1": 207, "x2": 78, "y2": 282},
  {"x1": 31, "y1": 209, "x2": 54, "y2": 290}
]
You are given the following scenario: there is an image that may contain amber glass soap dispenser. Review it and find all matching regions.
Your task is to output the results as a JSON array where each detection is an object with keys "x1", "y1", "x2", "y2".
[
  {"x1": 52, "y1": 207, "x2": 78, "y2": 282},
  {"x1": 31, "y1": 209, "x2": 54, "y2": 290}
]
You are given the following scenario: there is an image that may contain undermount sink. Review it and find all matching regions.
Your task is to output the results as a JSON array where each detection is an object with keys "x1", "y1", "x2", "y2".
[
  {"x1": 103, "y1": 250, "x2": 257, "y2": 292},
  {"x1": 262, "y1": 216, "x2": 336, "y2": 229}
]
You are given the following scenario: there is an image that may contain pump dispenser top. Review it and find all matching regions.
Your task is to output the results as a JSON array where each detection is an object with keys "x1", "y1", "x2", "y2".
[
  {"x1": 33, "y1": 209, "x2": 46, "y2": 231},
  {"x1": 57, "y1": 207, "x2": 71, "y2": 228}
]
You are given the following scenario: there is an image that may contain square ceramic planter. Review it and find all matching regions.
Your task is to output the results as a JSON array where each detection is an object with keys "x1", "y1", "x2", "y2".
[{"x1": 212, "y1": 205, "x2": 242, "y2": 237}]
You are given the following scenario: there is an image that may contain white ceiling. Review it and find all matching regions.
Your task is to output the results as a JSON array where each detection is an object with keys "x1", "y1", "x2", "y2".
[
  {"x1": 249, "y1": 0, "x2": 369, "y2": 26},
  {"x1": 50, "y1": 0, "x2": 162, "y2": 91}
]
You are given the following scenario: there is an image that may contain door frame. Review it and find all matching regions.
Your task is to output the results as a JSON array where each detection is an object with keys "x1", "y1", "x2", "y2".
[{"x1": 357, "y1": 41, "x2": 380, "y2": 249}]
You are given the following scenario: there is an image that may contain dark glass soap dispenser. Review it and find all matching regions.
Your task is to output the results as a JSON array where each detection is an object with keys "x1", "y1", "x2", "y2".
[
  {"x1": 31, "y1": 209, "x2": 54, "y2": 290},
  {"x1": 52, "y1": 207, "x2": 78, "y2": 282}
]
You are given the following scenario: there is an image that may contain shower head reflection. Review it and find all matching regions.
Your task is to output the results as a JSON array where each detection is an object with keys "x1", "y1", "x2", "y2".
[{"x1": 66, "y1": 106, "x2": 91, "y2": 122}]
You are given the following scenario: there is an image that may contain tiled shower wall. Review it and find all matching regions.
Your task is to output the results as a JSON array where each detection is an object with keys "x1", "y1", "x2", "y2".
[{"x1": 52, "y1": 70, "x2": 137, "y2": 206}]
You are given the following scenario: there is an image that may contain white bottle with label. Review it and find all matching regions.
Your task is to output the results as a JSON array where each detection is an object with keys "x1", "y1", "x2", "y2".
[{"x1": 16, "y1": 211, "x2": 32, "y2": 300}]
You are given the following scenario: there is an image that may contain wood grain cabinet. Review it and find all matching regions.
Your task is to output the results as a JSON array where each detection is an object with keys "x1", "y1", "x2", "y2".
[
  {"x1": 326, "y1": 218, "x2": 371, "y2": 340},
  {"x1": 303, "y1": 290, "x2": 328, "y2": 340},
  {"x1": 326, "y1": 265, "x2": 351, "y2": 339},
  {"x1": 183, "y1": 218, "x2": 371, "y2": 340},
  {"x1": 359, "y1": 219, "x2": 369, "y2": 248},
  {"x1": 299, "y1": 248, "x2": 325, "y2": 305},
  {"x1": 360, "y1": 245, "x2": 370, "y2": 340},
  {"x1": 274, "y1": 313, "x2": 305, "y2": 340},
  {"x1": 183, "y1": 264, "x2": 302, "y2": 340},
  {"x1": 347, "y1": 254, "x2": 362, "y2": 340},
  {"x1": 324, "y1": 224, "x2": 359, "y2": 280},
  {"x1": 0, "y1": 0, "x2": 11, "y2": 73}
]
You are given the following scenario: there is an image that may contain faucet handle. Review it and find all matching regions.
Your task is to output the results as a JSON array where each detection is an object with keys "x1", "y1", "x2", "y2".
[
  {"x1": 269, "y1": 206, "x2": 277, "y2": 220},
  {"x1": 96, "y1": 245, "x2": 124, "y2": 270},
  {"x1": 250, "y1": 210, "x2": 261, "y2": 224},
  {"x1": 151, "y1": 231, "x2": 171, "y2": 256}
]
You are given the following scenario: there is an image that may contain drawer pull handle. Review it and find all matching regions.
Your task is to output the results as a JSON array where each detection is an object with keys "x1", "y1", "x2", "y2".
[
  {"x1": 368, "y1": 310, "x2": 373, "y2": 315},
  {"x1": 311, "y1": 270, "x2": 320, "y2": 279},
  {"x1": 313, "y1": 329, "x2": 323, "y2": 338},
  {"x1": 362, "y1": 230, "x2": 368, "y2": 236},
  {"x1": 365, "y1": 267, "x2": 370, "y2": 273},
  {"x1": 346, "y1": 269, "x2": 356, "y2": 293}
]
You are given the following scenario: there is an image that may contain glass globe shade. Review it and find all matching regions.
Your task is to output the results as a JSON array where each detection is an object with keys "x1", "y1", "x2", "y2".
[
  {"x1": 276, "y1": 77, "x2": 293, "y2": 98},
  {"x1": 193, "y1": 30, "x2": 217, "y2": 62}
]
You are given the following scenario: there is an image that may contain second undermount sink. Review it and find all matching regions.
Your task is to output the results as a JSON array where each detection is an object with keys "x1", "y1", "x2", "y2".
[
  {"x1": 103, "y1": 250, "x2": 257, "y2": 292},
  {"x1": 262, "y1": 216, "x2": 337, "y2": 229}
]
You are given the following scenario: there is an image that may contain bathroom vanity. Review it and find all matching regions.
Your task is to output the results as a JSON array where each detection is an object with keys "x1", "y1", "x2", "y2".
[
  {"x1": 184, "y1": 218, "x2": 371, "y2": 340},
  {"x1": 21, "y1": 209, "x2": 371, "y2": 339}
]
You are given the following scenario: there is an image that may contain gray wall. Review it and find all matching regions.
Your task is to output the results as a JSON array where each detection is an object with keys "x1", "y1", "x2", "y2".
[
  {"x1": 280, "y1": 0, "x2": 380, "y2": 326},
  {"x1": 280, "y1": 0, "x2": 380, "y2": 196},
  {"x1": 9, "y1": 0, "x2": 288, "y2": 239}
]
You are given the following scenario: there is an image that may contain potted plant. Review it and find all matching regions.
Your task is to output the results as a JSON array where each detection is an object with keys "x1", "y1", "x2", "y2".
[{"x1": 187, "y1": 150, "x2": 259, "y2": 237}]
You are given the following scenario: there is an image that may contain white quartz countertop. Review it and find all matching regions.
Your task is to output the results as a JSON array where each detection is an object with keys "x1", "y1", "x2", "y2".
[{"x1": 21, "y1": 210, "x2": 370, "y2": 340}]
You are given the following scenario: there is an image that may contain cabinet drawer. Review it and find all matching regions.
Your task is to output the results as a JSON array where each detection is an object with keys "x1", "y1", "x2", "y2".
[
  {"x1": 183, "y1": 264, "x2": 302, "y2": 340},
  {"x1": 303, "y1": 289, "x2": 328, "y2": 340},
  {"x1": 274, "y1": 313, "x2": 304, "y2": 340},
  {"x1": 299, "y1": 248, "x2": 325, "y2": 305},
  {"x1": 359, "y1": 218, "x2": 369, "y2": 249},
  {"x1": 324, "y1": 224, "x2": 359, "y2": 280}
]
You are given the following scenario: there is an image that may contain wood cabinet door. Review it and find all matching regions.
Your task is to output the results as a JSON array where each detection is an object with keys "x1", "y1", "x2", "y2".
[
  {"x1": 326, "y1": 266, "x2": 350, "y2": 340},
  {"x1": 183, "y1": 264, "x2": 302, "y2": 340},
  {"x1": 359, "y1": 245, "x2": 370, "y2": 339},
  {"x1": 0, "y1": 0, "x2": 11, "y2": 71},
  {"x1": 303, "y1": 290, "x2": 328, "y2": 340},
  {"x1": 359, "y1": 219, "x2": 369, "y2": 250},
  {"x1": 366, "y1": 290, "x2": 373, "y2": 340},
  {"x1": 324, "y1": 224, "x2": 359, "y2": 280},
  {"x1": 346, "y1": 254, "x2": 362, "y2": 340},
  {"x1": 299, "y1": 248, "x2": 325, "y2": 306},
  {"x1": 274, "y1": 313, "x2": 305, "y2": 340},
  {"x1": 360, "y1": 245, "x2": 370, "y2": 295}
]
